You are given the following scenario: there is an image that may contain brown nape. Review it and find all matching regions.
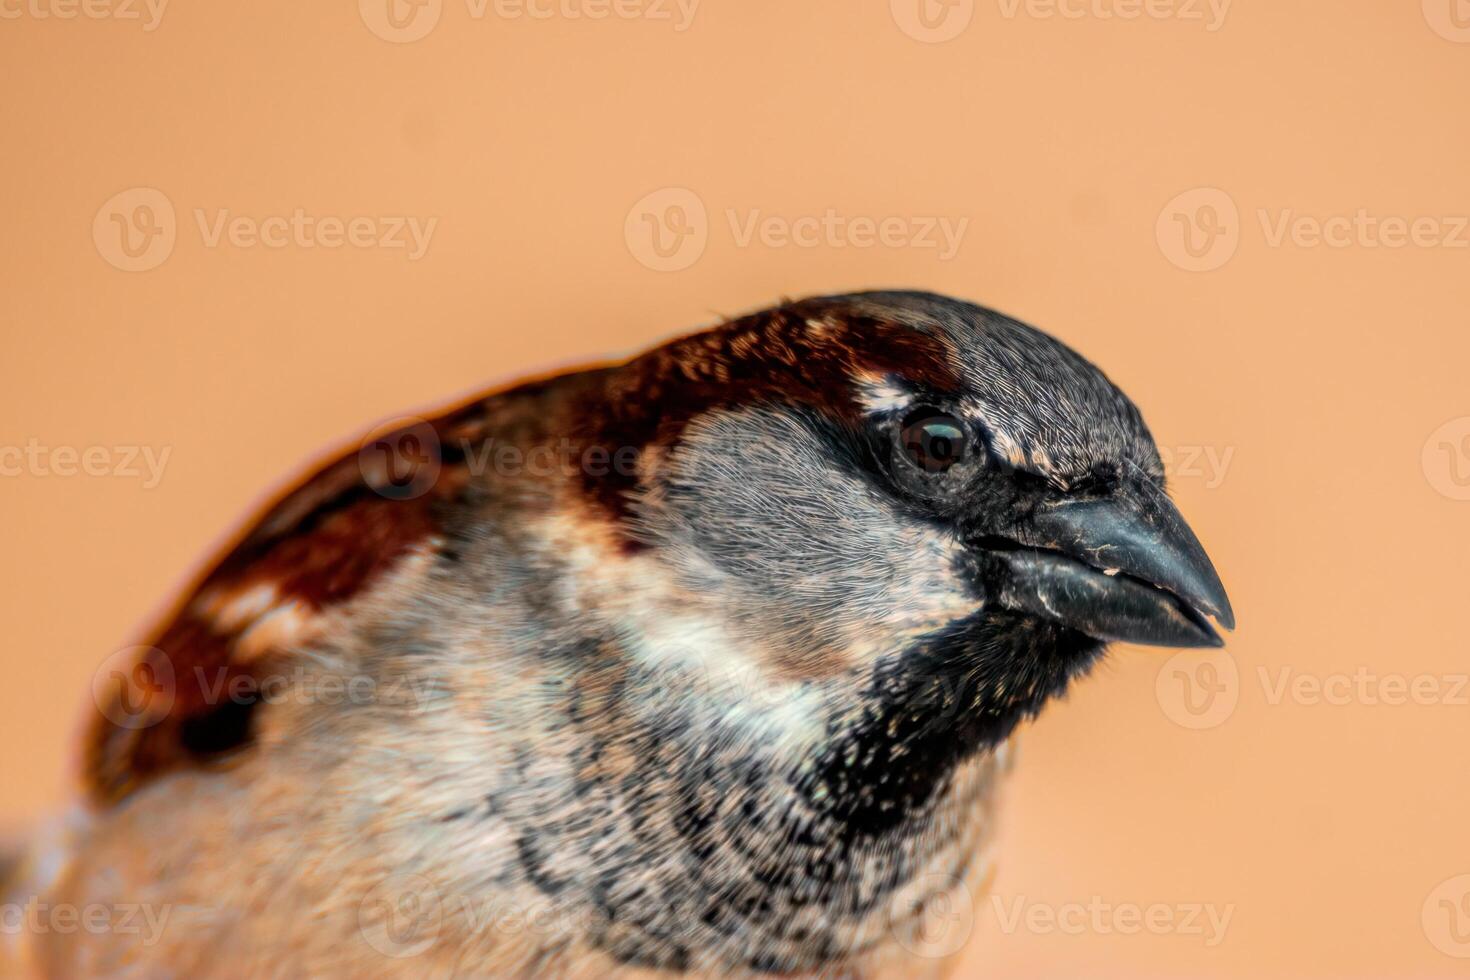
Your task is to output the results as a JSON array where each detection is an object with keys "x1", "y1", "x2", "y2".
[{"x1": 83, "y1": 407, "x2": 486, "y2": 806}]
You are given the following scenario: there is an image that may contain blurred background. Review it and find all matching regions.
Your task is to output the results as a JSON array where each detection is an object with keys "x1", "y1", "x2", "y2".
[{"x1": 2, "y1": 1, "x2": 1469, "y2": 976}]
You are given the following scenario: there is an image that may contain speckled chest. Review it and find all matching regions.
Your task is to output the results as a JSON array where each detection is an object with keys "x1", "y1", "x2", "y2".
[{"x1": 436, "y1": 642, "x2": 1012, "y2": 977}]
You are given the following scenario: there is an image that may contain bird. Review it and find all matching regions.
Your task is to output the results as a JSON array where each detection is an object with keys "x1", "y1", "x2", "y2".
[{"x1": 4, "y1": 291, "x2": 1232, "y2": 978}]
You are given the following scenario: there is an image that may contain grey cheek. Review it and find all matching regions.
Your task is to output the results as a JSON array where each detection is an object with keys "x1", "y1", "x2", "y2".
[{"x1": 636, "y1": 406, "x2": 971, "y2": 629}]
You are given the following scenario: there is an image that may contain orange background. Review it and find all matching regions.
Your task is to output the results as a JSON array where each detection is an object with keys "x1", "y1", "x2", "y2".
[{"x1": 3, "y1": 1, "x2": 1470, "y2": 976}]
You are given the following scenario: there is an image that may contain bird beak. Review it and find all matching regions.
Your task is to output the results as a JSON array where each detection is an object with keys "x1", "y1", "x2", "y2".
[{"x1": 983, "y1": 480, "x2": 1235, "y2": 648}]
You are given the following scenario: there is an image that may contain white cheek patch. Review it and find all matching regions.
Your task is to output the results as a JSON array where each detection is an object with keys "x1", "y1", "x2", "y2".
[
  {"x1": 525, "y1": 508, "x2": 831, "y2": 747},
  {"x1": 619, "y1": 604, "x2": 827, "y2": 741},
  {"x1": 620, "y1": 603, "x2": 739, "y2": 681}
]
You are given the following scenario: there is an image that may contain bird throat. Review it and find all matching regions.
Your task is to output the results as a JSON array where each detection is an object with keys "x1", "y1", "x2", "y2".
[
  {"x1": 481, "y1": 613, "x2": 1102, "y2": 974},
  {"x1": 798, "y1": 610, "x2": 1106, "y2": 840}
]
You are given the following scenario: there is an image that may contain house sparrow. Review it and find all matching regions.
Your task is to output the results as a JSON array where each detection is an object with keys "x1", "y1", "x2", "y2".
[{"x1": 6, "y1": 291, "x2": 1232, "y2": 978}]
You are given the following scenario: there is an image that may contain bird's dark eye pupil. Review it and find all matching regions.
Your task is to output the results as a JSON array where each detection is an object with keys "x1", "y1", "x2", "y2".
[{"x1": 901, "y1": 411, "x2": 968, "y2": 473}]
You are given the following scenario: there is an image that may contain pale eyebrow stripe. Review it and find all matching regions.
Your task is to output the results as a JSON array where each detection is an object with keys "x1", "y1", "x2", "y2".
[{"x1": 855, "y1": 374, "x2": 913, "y2": 415}]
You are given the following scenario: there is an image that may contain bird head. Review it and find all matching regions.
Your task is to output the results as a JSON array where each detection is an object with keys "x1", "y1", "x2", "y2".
[{"x1": 585, "y1": 290, "x2": 1233, "y2": 749}]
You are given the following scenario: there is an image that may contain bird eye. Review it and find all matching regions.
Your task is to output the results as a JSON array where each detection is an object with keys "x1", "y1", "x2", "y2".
[{"x1": 900, "y1": 409, "x2": 968, "y2": 473}]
